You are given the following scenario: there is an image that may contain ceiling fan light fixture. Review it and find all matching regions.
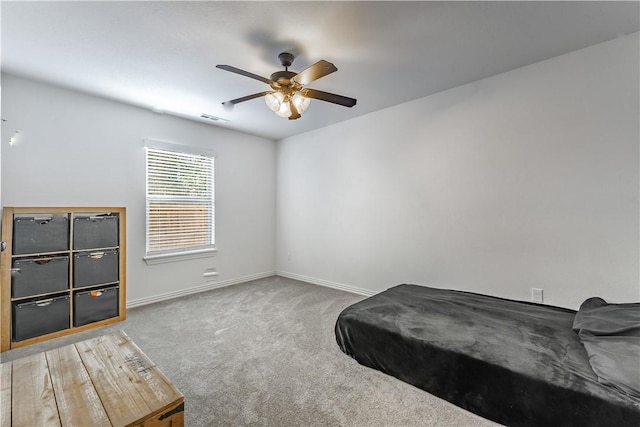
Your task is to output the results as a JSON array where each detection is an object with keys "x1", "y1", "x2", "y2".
[
  {"x1": 265, "y1": 92, "x2": 284, "y2": 112},
  {"x1": 292, "y1": 92, "x2": 310, "y2": 113},
  {"x1": 265, "y1": 90, "x2": 310, "y2": 119},
  {"x1": 275, "y1": 98, "x2": 292, "y2": 118}
]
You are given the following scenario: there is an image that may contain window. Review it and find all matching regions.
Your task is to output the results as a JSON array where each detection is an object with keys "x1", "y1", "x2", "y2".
[{"x1": 144, "y1": 140, "x2": 215, "y2": 262}]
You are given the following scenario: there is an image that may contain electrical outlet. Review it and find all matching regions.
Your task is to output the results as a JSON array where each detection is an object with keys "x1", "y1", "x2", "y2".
[{"x1": 531, "y1": 288, "x2": 544, "y2": 303}]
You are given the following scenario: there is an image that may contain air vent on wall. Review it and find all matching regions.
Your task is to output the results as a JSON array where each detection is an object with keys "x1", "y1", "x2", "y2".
[{"x1": 200, "y1": 113, "x2": 229, "y2": 124}]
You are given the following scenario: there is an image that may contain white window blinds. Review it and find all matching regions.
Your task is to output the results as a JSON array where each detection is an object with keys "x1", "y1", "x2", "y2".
[{"x1": 145, "y1": 146, "x2": 215, "y2": 256}]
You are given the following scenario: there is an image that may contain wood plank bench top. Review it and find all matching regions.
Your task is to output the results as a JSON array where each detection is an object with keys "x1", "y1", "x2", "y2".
[{"x1": 1, "y1": 330, "x2": 184, "y2": 427}]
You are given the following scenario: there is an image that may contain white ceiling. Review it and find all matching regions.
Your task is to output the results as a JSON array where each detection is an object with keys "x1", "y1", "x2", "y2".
[{"x1": 2, "y1": 1, "x2": 638, "y2": 141}]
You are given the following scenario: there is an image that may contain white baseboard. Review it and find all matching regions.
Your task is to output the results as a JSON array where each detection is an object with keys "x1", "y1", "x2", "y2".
[
  {"x1": 126, "y1": 271, "x2": 276, "y2": 308},
  {"x1": 276, "y1": 270, "x2": 376, "y2": 297},
  {"x1": 126, "y1": 270, "x2": 375, "y2": 309}
]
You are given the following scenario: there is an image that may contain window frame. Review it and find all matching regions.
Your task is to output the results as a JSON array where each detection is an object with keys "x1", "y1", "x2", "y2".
[{"x1": 143, "y1": 139, "x2": 217, "y2": 264}]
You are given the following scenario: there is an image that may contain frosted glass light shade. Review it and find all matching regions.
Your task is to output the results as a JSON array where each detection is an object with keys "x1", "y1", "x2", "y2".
[
  {"x1": 292, "y1": 93, "x2": 310, "y2": 113},
  {"x1": 265, "y1": 92, "x2": 284, "y2": 112},
  {"x1": 275, "y1": 101, "x2": 292, "y2": 117}
]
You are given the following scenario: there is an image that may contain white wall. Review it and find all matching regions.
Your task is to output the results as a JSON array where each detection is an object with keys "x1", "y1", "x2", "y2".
[
  {"x1": 1, "y1": 74, "x2": 276, "y2": 304},
  {"x1": 276, "y1": 34, "x2": 640, "y2": 309}
]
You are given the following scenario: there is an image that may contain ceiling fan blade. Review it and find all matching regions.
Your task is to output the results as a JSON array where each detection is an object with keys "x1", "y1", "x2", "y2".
[
  {"x1": 301, "y1": 88, "x2": 357, "y2": 108},
  {"x1": 222, "y1": 91, "x2": 273, "y2": 108},
  {"x1": 292, "y1": 60, "x2": 337, "y2": 86},
  {"x1": 216, "y1": 65, "x2": 274, "y2": 85}
]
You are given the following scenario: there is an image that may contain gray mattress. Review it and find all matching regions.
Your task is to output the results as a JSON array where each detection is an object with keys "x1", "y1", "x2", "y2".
[{"x1": 335, "y1": 284, "x2": 640, "y2": 426}]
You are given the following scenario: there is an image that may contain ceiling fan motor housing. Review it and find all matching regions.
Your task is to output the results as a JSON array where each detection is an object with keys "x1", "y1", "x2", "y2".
[{"x1": 270, "y1": 70, "x2": 297, "y2": 86}]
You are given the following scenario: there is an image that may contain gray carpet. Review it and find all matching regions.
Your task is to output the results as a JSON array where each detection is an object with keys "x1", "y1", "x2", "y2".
[{"x1": 2, "y1": 276, "x2": 500, "y2": 426}]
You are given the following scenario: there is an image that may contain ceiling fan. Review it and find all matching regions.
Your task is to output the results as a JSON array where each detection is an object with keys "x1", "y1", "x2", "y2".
[{"x1": 216, "y1": 52, "x2": 357, "y2": 120}]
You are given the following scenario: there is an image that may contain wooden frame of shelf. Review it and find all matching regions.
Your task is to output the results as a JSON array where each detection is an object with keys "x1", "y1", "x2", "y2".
[{"x1": 1, "y1": 207, "x2": 127, "y2": 352}]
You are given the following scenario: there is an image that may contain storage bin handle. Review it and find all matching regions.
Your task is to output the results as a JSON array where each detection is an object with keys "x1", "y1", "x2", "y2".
[
  {"x1": 89, "y1": 252, "x2": 105, "y2": 259},
  {"x1": 35, "y1": 298, "x2": 54, "y2": 307},
  {"x1": 35, "y1": 257, "x2": 53, "y2": 264},
  {"x1": 11, "y1": 268, "x2": 20, "y2": 275},
  {"x1": 33, "y1": 216, "x2": 52, "y2": 224}
]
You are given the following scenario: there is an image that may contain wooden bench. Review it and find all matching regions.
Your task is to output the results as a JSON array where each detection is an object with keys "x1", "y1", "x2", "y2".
[{"x1": 1, "y1": 330, "x2": 184, "y2": 426}]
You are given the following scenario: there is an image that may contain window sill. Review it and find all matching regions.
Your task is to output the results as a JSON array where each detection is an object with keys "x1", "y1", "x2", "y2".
[{"x1": 143, "y1": 247, "x2": 218, "y2": 265}]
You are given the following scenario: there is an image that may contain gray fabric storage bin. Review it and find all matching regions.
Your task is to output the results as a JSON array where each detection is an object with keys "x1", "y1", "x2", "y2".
[
  {"x1": 74, "y1": 249, "x2": 119, "y2": 287},
  {"x1": 73, "y1": 285, "x2": 119, "y2": 327},
  {"x1": 11, "y1": 256, "x2": 69, "y2": 298},
  {"x1": 13, "y1": 214, "x2": 69, "y2": 254},
  {"x1": 12, "y1": 295, "x2": 70, "y2": 341},
  {"x1": 73, "y1": 213, "x2": 119, "y2": 250}
]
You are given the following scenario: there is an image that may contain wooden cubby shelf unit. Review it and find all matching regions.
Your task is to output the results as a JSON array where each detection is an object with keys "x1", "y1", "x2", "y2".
[{"x1": 1, "y1": 207, "x2": 127, "y2": 352}]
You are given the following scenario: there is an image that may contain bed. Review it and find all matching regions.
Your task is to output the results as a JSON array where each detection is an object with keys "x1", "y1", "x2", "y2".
[{"x1": 335, "y1": 284, "x2": 640, "y2": 426}]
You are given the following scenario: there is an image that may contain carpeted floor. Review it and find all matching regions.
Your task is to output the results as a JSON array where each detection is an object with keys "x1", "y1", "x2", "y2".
[{"x1": 1, "y1": 276, "x2": 500, "y2": 426}]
